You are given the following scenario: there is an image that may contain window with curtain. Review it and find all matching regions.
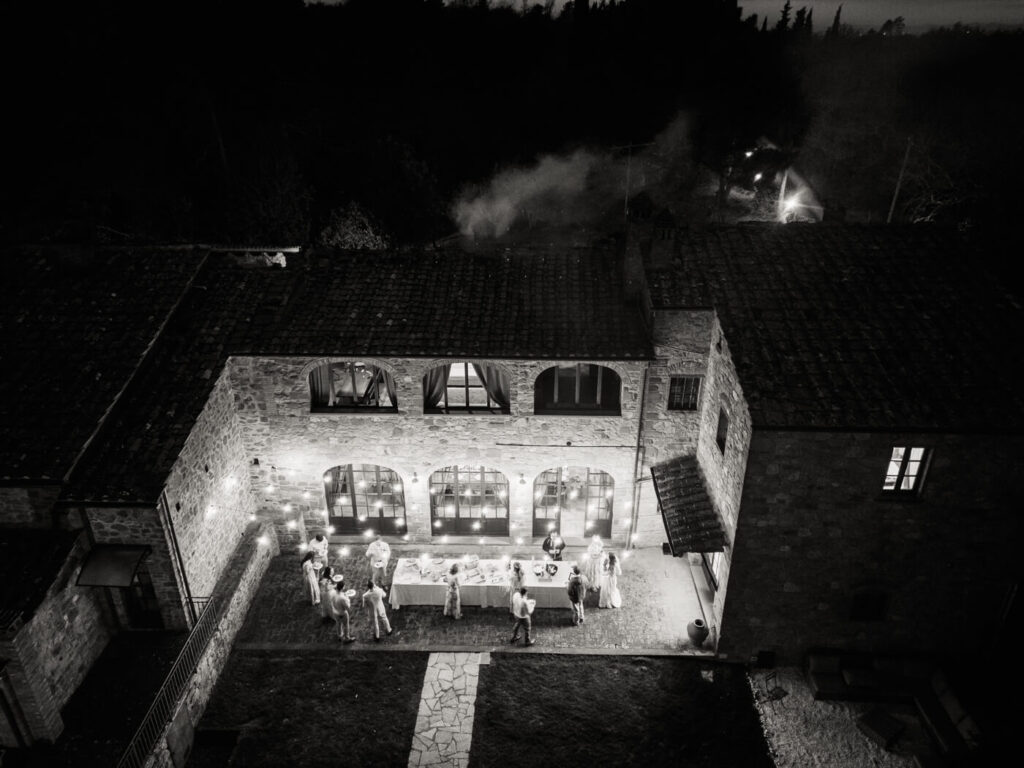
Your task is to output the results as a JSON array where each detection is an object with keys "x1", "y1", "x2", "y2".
[
  {"x1": 534, "y1": 364, "x2": 621, "y2": 415},
  {"x1": 428, "y1": 465, "x2": 509, "y2": 536},
  {"x1": 323, "y1": 464, "x2": 406, "y2": 535},
  {"x1": 309, "y1": 362, "x2": 398, "y2": 411},
  {"x1": 423, "y1": 362, "x2": 510, "y2": 414}
]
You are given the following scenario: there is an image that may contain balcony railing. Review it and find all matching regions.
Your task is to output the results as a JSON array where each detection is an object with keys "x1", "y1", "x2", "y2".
[{"x1": 117, "y1": 595, "x2": 222, "y2": 768}]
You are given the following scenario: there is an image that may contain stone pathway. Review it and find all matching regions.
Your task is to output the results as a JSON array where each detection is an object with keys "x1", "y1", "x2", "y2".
[{"x1": 408, "y1": 651, "x2": 490, "y2": 768}]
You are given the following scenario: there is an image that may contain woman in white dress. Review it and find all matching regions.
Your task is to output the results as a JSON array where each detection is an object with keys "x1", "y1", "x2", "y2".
[
  {"x1": 582, "y1": 535, "x2": 603, "y2": 589},
  {"x1": 318, "y1": 566, "x2": 336, "y2": 622},
  {"x1": 507, "y1": 561, "x2": 525, "y2": 616},
  {"x1": 598, "y1": 552, "x2": 622, "y2": 609},
  {"x1": 443, "y1": 563, "x2": 462, "y2": 619},
  {"x1": 301, "y1": 552, "x2": 321, "y2": 606}
]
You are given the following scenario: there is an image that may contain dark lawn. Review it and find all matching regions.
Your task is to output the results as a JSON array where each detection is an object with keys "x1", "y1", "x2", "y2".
[
  {"x1": 470, "y1": 655, "x2": 773, "y2": 768},
  {"x1": 189, "y1": 649, "x2": 429, "y2": 768}
]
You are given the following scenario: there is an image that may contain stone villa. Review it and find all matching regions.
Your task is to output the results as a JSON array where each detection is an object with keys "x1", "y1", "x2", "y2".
[{"x1": 1, "y1": 223, "x2": 1021, "y2": 751}]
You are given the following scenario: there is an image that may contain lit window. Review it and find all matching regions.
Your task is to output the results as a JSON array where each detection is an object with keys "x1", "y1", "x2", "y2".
[
  {"x1": 668, "y1": 376, "x2": 701, "y2": 411},
  {"x1": 310, "y1": 362, "x2": 397, "y2": 410},
  {"x1": 429, "y1": 465, "x2": 509, "y2": 536},
  {"x1": 882, "y1": 446, "x2": 928, "y2": 494},
  {"x1": 423, "y1": 363, "x2": 510, "y2": 414}
]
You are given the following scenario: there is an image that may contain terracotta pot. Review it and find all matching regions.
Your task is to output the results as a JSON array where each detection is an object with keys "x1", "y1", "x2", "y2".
[{"x1": 687, "y1": 618, "x2": 709, "y2": 647}]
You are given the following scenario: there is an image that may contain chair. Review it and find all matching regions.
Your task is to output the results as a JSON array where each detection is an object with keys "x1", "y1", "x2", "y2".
[{"x1": 762, "y1": 670, "x2": 789, "y2": 709}]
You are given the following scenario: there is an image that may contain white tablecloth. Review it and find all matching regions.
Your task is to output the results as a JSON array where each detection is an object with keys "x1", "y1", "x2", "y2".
[{"x1": 389, "y1": 557, "x2": 574, "y2": 610}]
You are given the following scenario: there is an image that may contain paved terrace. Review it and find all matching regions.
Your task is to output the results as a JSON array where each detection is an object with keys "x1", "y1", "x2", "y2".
[{"x1": 236, "y1": 545, "x2": 711, "y2": 652}]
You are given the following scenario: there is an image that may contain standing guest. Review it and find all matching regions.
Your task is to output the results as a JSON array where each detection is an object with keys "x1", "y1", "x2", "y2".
[
  {"x1": 582, "y1": 534, "x2": 604, "y2": 589},
  {"x1": 567, "y1": 565, "x2": 587, "y2": 626},
  {"x1": 507, "y1": 561, "x2": 526, "y2": 617},
  {"x1": 510, "y1": 587, "x2": 535, "y2": 646},
  {"x1": 362, "y1": 579, "x2": 394, "y2": 641},
  {"x1": 301, "y1": 551, "x2": 321, "y2": 606},
  {"x1": 365, "y1": 534, "x2": 392, "y2": 586},
  {"x1": 541, "y1": 530, "x2": 565, "y2": 561},
  {"x1": 318, "y1": 566, "x2": 336, "y2": 623},
  {"x1": 598, "y1": 552, "x2": 623, "y2": 609},
  {"x1": 443, "y1": 563, "x2": 462, "y2": 620},
  {"x1": 330, "y1": 579, "x2": 355, "y2": 643},
  {"x1": 308, "y1": 533, "x2": 329, "y2": 561}
]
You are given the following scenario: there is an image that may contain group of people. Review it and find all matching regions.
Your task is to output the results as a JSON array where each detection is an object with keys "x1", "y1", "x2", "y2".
[
  {"x1": 299, "y1": 530, "x2": 625, "y2": 646},
  {"x1": 542, "y1": 532, "x2": 623, "y2": 609},
  {"x1": 300, "y1": 532, "x2": 394, "y2": 643}
]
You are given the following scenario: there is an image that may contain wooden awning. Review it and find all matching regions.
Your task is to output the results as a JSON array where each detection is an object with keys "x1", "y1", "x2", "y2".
[
  {"x1": 650, "y1": 454, "x2": 728, "y2": 556},
  {"x1": 76, "y1": 544, "x2": 151, "y2": 588}
]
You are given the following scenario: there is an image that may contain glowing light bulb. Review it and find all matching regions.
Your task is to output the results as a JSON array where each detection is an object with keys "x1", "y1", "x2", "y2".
[
  {"x1": 248, "y1": 513, "x2": 257, "y2": 522},
  {"x1": 283, "y1": 503, "x2": 292, "y2": 512},
  {"x1": 265, "y1": 484, "x2": 275, "y2": 493},
  {"x1": 472, "y1": 521, "x2": 481, "y2": 530},
  {"x1": 299, "y1": 543, "x2": 308, "y2": 551},
  {"x1": 434, "y1": 520, "x2": 442, "y2": 528},
  {"x1": 441, "y1": 535, "x2": 449, "y2": 543},
  {"x1": 363, "y1": 529, "x2": 374, "y2": 537},
  {"x1": 515, "y1": 537, "x2": 524, "y2": 545},
  {"x1": 258, "y1": 535, "x2": 269, "y2": 545},
  {"x1": 286, "y1": 520, "x2": 296, "y2": 529},
  {"x1": 327, "y1": 525, "x2": 335, "y2": 534},
  {"x1": 302, "y1": 491, "x2": 311, "y2": 499},
  {"x1": 478, "y1": 538, "x2": 485, "y2": 544},
  {"x1": 341, "y1": 546, "x2": 350, "y2": 556}
]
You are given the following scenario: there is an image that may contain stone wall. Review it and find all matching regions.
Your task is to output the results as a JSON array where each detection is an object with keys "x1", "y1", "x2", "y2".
[
  {"x1": 718, "y1": 430, "x2": 1024, "y2": 664},
  {"x1": 0, "y1": 485, "x2": 61, "y2": 528},
  {"x1": 162, "y1": 367, "x2": 255, "y2": 602},
  {"x1": 638, "y1": 311, "x2": 752, "y2": 646},
  {"x1": 0, "y1": 534, "x2": 113, "y2": 744},
  {"x1": 86, "y1": 506, "x2": 187, "y2": 631},
  {"x1": 144, "y1": 521, "x2": 279, "y2": 768},
  {"x1": 227, "y1": 355, "x2": 647, "y2": 551}
]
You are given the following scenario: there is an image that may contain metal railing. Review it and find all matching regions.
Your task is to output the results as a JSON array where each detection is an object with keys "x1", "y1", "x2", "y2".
[{"x1": 117, "y1": 594, "x2": 223, "y2": 768}]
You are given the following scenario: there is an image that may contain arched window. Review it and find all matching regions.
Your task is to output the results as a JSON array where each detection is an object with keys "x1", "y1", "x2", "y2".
[
  {"x1": 423, "y1": 363, "x2": 510, "y2": 414},
  {"x1": 534, "y1": 364, "x2": 621, "y2": 415},
  {"x1": 429, "y1": 465, "x2": 509, "y2": 536},
  {"x1": 533, "y1": 466, "x2": 613, "y2": 538},
  {"x1": 310, "y1": 362, "x2": 397, "y2": 411},
  {"x1": 324, "y1": 464, "x2": 406, "y2": 535}
]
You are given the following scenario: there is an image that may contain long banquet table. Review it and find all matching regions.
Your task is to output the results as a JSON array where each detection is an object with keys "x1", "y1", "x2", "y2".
[{"x1": 388, "y1": 557, "x2": 574, "y2": 610}]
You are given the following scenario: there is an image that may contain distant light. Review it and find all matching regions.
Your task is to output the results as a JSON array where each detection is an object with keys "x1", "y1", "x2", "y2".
[
  {"x1": 753, "y1": 172, "x2": 763, "y2": 182},
  {"x1": 340, "y1": 546, "x2": 350, "y2": 556},
  {"x1": 472, "y1": 521, "x2": 481, "y2": 530},
  {"x1": 283, "y1": 503, "x2": 292, "y2": 512},
  {"x1": 622, "y1": 551, "x2": 631, "y2": 559},
  {"x1": 501, "y1": 554, "x2": 510, "y2": 562},
  {"x1": 547, "y1": 522, "x2": 555, "y2": 531},
  {"x1": 248, "y1": 513, "x2": 257, "y2": 522},
  {"x1": 434, "y1": 519, "x2": 443, "y2": 528},
  {"x1": 402, "y1": 534, "x2": 410, "y2": 541},
  {"x1": 631, "y1": 533, "x2": 640, "y2": 541},
  {"x1": 363, "y1": 529, "x2": 375, "y2": 537},
  {"x1": 744, "y1": 150, "x2": 754, "y2": 158},
  {"x1": 621, "y1": 519, "x2": 631, "y2": 528},
  {"x1": 478, "y1": 538, "x2": 485, "y2": 544},
  {"x1": 357, "y1": 481, "x2": 367, "y2": 489},
  {"x1": 441, "y1": 535, "x2": 449, "y2": 543},
  {"x1": 299, "y1": 543, "x2": 308, "y2": 551},
  {"x1": 286, "y1": 520, "x2": 296, "y2": 529},
  {"x1": 515, "y1": 537, "x2": 524, "y2": 545},
  {"x1": 396, "y1": 519, "x2": 405, "y2": 527},
  {"x1": 257, "y1": 535, "x2": 269, "y2": 546},
  {"x1": 327, "y1": 525, "x2": 335, "y2": 534},
  {"x1": 265, "y1": 484, "x2": 275, "y2": 494},
  {"x1": 302, "y1": 491, "x2": 311, "y2": 499}
]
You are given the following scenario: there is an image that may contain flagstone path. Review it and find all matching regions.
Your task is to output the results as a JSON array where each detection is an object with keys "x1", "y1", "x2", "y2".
[{"x1": 408, "y1": 651, "x2": 490, "y2": 768}]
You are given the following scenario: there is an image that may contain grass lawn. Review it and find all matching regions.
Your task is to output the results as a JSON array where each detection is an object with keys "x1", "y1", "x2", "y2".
[
  {"x1": 189, "y1": 649, "x2": 429, "y2": 767},
  {"x1": 470, "y1": 655, "x2": 772, "y2": 768}
]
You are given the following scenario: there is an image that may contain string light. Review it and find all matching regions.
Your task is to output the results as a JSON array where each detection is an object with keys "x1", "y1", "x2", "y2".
[
  {"x1": 478, "y1": 538, "x2": 485, "y2": 544},
  {"x1": 441, "y1": 535, "x2": 449, "y2": 543},
  {"x1": 515, "y1": 537, "x2": 524, "y2": 545},
  {"x1": 302, "y1": 491, "x2": 311, "y2": 499},
  {"x1": 434, "y1": 520, "x2": 443, "y2": 528},
  {"x1": 402, "y1": 534, "x2": 410, "y2": 541},
  {"x1": 340, "y1": 546, "x2": 350, "y2": 556},
  {"x1": 363, "y1": 529, "x2": 375, "y2": 537},
  {"x1": 286, "y1": 520, "x2": 296, "y2": 529},
  {"x1": 327, "y1": 525, "x2": 335, "y2": 534},
  {"x1": 299, "y1": 543, "x2": 308, "y2": 551},
  {"x1": 283, "y1": 503, "x2": 292, "y2": 512},
  {"x1": 248, "y1": 513, "x2": 257, "y2": 522},
  {"x1": 257, "y1": 535, "x2": 269, "y2": 545},
  {"x1": 265, "y1": 484, "x2": 275, "y2": 493}
]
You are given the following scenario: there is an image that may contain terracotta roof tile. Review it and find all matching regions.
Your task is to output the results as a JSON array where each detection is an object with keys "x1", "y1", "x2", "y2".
[{"x1": 650, "y1": 454, "x2": 727, "y2": 555}]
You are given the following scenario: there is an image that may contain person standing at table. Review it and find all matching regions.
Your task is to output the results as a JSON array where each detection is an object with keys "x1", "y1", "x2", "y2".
[
  {"x1": 318, "y1": 566, "x2": 336, "y2": 623},
  {"x1": 362, "y1": 579, "x2": 393, "y2": 641},
  {"x1": 507, "y1": 561, "x2": 525, "y2": 617},
  {"x1": 567, "y1": 565, "x2": 586, "y2": 626},
  {"x1": 309, "y1": 533, "x2": 329, "y2": 561},
  {"x1": 510, "y1": 587, "x2": 535, "y2": 646},
  {"x1": 331, "y1": 579, "x2": 355, "y2": 643},
  {"x1": 598, "y1": 552, "x2": 623, "y2": 609},
  {"x1": 443, "y1": 563, "x2": 462, "y2": 620},
  {"x1": 542, "y1": 530, "x2": 565, "y2": 561},
  {"x1": 301, "y1": 551, "x2": 321, "y2": 606},
  {"x1": 365, "y1": 534, "x2": 391, "y2": 587},
  {"x1": 583, "y1": 534, "x2": 603, "y2": 589}
]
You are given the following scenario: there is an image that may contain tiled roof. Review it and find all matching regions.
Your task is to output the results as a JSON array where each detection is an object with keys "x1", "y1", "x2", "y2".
[
  {"x1": 0, "y1": 247, "x2": 207, "y2": 481},
  {"x1": 61, "y1": 246, "x2": 652, "y2": 502},
  {"x1": 646, "y1": 225, "x2": 1024, "y2": 431},
  {"x1": 650, "y1": 455, "x2": 727, "y2": 555}
]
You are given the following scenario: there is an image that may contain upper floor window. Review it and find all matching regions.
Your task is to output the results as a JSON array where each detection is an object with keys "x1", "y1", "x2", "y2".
[
  {"x1": 882, "y1": 446, "x2": 928, "y2": 495},
  {"x1": 534, "y1": 364, "x2": 621, "y2": 415},
  {"x1": 668, "y1": 376, "x2": 702, "y2": 411},
  {"x1": 423, "y1": 363, "x2": 510, "y2": 414},
  {"x1": 310, "y1": 362, "x2": 397, "y2": 411},
  {"x1": 716, "y1": 407, "x2": 729, "y2": 454}
]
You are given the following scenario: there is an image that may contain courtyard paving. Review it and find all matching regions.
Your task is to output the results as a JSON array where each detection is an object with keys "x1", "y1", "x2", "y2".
[{"x1": 236, "y1": 544, "x2": 710, "y2": 653}]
